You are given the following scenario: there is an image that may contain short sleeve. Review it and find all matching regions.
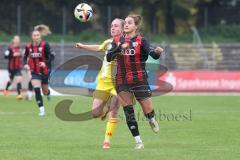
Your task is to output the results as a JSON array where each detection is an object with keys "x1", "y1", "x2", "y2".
[{"x1": 98, "y1": 39, "x2": 112, "y2": 51}]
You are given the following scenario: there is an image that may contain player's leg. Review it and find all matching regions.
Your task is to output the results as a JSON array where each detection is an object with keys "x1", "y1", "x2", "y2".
[
  {"x1": 26, "y1": 70, "x2": 33, "y2": 100},
  {"x1": 14, "y1": 69, "x2": 23, "y2": 100},
  {"x1": 133, "y1": 84, "x2": 159, "y2": 133},
  {"x1": 91, "y1": 98, "x2": 107, "y2": 118},
  {"x1": 4, "y1": 81, "x2": 12, "y2": 96},
  {"x1": 138, "y1": 98, "x2": 159, "y2": 133},
  {"x1": 102, "y1": 95, "x2": 120, "y2": 149},
  {"x1": 26, "y1": 81, "x2": 33, "y2": 100},
  {"x1": 41, "y1": 75, "x2": 51, "y2": 101},
  {"x1": 42, "y1": 84, "x2": 49, "y2": 95},
  {"x1": 118, "y1": 89, "x2": 144, "y2": 149},
  {"x1": 3, "y1": 71, "x2": 13, "y2": 96},
  {"x1": 14, "y1": 75, "x2": 23, "y2": 100},
  {"x1": 94, "y1": 81, "x2": 119, "y2": 148},
  {"x1": 100, "y1": 86, "x2": 117, "y2": 121},
  {"x1": 31, "y1": 74, "x2": 45, "y2": 116},
  {"x1": 92, "y1": 82, "x2": 112, "y2": 118},
  {"x1": 42, "y1": 84, "x2": 51, "y2": 99}
]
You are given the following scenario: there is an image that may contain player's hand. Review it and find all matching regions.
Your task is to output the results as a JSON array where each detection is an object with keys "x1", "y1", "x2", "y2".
[
  {"x1": 155, "y1": 47, "x2": 164, "y2": 55},
  {"x1": 24, "y1": 64, "x2": 30, "y2": 70},
  {"x1": 121, "y1": 43, "x2": 129, "y2": 49},
  {"x1": 39, "y1": 62, "x2": 46, "y2": 67},
  {"x1": 13, "y1": 52, "x2": 21, "y2": 56},
  {"x1": 75, "y1": 43, "x2": 84, "y2": 48}
]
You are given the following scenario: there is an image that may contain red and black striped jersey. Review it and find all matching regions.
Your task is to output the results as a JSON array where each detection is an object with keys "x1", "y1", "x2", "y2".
[
  {"x1": 23, "y1": 40, "x2": 51, "y2": 75},
  {"x1": 4, "y1": 44, "x2": 23, "y2": 71},
  {"x1": 107, "y1": 34, "x2": 160, "y2": 85}
]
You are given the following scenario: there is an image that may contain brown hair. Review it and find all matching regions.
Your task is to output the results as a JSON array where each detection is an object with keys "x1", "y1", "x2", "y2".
[
  {"x1": 127, "y1": 14, "x2": 142, "y2": 27},
  {"x1": 34, "y1": 24, "x2": 51, "y2": 36}
]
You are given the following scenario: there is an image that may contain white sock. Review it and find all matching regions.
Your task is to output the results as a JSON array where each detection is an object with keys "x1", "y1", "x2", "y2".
[
  {"x1": 39, "y1": 106, "x2": 45, "y2": 112},
  {"x1": 134, "y1": 136, "x2": 142, "y2": 143},
  {"x1": 150, "y1": 117, "x2": 156, "y2": 122},
  {"x1": 27, "y1": 91, "x2": 32, "y2": 98}
]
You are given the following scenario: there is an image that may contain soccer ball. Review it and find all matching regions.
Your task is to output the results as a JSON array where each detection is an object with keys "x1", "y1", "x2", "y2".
[{"x1": 74, "y1": 3, "x2": 93, "y2": 22}]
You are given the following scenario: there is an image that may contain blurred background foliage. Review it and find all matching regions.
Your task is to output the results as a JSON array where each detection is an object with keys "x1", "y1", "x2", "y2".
[{"x1": 0, "y1": 0, "x2": 239, "y2": 43}]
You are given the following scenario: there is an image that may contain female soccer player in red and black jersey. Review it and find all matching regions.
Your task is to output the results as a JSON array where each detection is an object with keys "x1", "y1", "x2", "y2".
[
  {"x1": 24, "y1": 28, "x2": 54, "y2": 116},
  {"x1": 25, "y1": 25, "x2": 54, "y2": 101},
  {"x1": 3, "y1": 35, "x2": 23, "y2": 100},
  {"x1": 107, "y1": 15, "x2": 163, "y2": 149}
]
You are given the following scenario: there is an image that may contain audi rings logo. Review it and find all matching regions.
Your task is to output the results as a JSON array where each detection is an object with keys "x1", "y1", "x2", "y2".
[{"x1": 121, "y1": 49, "x2": 136, "y2": 55}]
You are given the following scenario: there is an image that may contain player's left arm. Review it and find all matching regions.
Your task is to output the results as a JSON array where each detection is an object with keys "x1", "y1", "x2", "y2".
[
  {"x1": 142, "y1": 38, "x2": 164, "y2": 59},
  {"x1": 41, "y1": 42, "x2": 52, "y2": 67}
]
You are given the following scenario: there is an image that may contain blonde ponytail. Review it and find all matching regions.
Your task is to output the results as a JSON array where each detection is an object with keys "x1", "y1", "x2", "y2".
[{"x1": 34, "y1": 24, "x2": 51, "y2": 36}]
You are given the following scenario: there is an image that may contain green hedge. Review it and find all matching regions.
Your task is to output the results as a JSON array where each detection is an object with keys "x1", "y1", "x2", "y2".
[
  {"x1": 198, "y1": 25, "x2": 240, "y2": 42},
  {"x1": 0, "y1": 29, "x2": 107, "y2": 43},
  {"x1": 150, "y1": 25, "x2": 240, "y2": 44}
]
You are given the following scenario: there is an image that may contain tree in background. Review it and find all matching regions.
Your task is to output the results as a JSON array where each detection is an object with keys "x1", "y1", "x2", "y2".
[{"x1": 0, "y1": 0, "x2": 239, "y2": 38}]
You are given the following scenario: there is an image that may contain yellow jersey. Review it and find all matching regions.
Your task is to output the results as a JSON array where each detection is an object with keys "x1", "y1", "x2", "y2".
[
  {"x1": 94, "y1": 39, "x2": 117, "y2": 100},
  {"x1": 97, "y1": 39, "x2": 114, "y2": 82}
]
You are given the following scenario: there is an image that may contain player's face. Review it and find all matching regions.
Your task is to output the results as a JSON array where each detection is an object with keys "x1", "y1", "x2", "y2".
[
  {"x1": 32, "y1": 31, "x2": 41, "y2": 43},
  {"x1": 111, "y1": 19, "x2": 123, "y2": 37},
  {"x1": 124, "y1": 17, "x2": 137, "y2": 34},
  {"x1": 12, "y1": 36, "x2": 20, "y2": 46}
]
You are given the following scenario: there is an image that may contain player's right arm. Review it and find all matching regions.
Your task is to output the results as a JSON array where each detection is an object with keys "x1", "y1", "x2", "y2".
[
  {"x1": 75, "y1": 39, "x2": 112, "y2": 52},
  {"x1": 75, "y1": 42, "x2": 100, "y2": 52}
]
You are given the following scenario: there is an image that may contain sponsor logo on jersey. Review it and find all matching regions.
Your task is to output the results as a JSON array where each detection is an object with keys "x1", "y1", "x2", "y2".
[
  {"x1": 31, "y1": 52, "x2": 42, "y2": 58},
  {"x1": 121, "y1": 48, "x2": 136, "y2": 55}
]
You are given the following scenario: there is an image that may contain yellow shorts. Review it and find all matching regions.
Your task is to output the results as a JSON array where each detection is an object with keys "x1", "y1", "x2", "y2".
[{"x1": 93, "y1": 78, "x2": 117, "y2": 101}]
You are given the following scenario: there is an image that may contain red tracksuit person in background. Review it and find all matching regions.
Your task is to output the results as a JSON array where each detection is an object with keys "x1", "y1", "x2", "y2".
[
  {"x1": 24, "y1": 29, "x2": 54, "y2": 116},
  {"x1": 3, "y1": 35, "x2": 23, "y2": 100}
]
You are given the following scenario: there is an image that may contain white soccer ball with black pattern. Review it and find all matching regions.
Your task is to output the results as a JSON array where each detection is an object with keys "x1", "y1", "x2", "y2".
[{"x1": 74, "y1": 3, "x2": 93, "y2": 22}]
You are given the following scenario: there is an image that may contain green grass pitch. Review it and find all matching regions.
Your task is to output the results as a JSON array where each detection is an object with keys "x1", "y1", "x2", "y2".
[{"x1": 0, "y1": 95, "x2": 239, "y2": 160}]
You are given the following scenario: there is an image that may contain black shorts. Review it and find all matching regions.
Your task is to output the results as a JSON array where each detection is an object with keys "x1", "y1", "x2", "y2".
[
  {"x1": 8, "y1": 69, "x2": 22, "y2": 80},
  {"x1": 116, "y1": 80, "x2": 152, "y2": 101},
  {"x1": 31, "y1": 73, "x2": 49, "y2": 85}
]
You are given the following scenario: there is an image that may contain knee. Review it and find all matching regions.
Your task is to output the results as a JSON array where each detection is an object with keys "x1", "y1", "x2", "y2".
[
  {"x1": 108, "y1": 110, "x2": 118, "y2": 118},
  {"x1": 92, "y1": 110, "x2": 102, "y2": 118},
  {"x1": 109, "y1": 104, "x2": 120, "y2": 118},
  {"x1": 42, "y1": 87, "x2": 49, "y2": 96},
  {"x1": 42, "y1": 90, "x2": 48, "y2": 96}
]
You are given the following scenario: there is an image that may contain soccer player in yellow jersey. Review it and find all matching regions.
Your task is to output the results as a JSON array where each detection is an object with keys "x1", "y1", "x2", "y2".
[{"x1": 75, "y1": 18, "x2": 124, "y2": 149}]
